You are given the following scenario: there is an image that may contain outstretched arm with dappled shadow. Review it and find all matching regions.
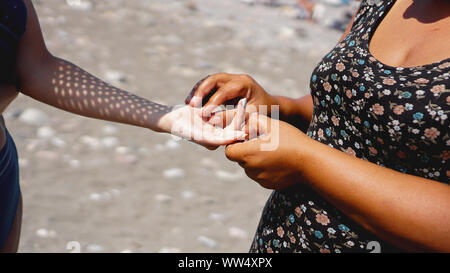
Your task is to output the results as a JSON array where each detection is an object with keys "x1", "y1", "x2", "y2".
[
  {"x1": 23, "y1": 57, "x2": 172, "y2": 132},
  {"x1": 14, "y1": 0, "x2": 245, "y2": 148}
]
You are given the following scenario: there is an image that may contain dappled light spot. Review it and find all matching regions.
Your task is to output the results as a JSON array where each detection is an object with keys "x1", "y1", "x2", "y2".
[{"x1": 51, "y1": 60, "x2": 171, "y2": 127}]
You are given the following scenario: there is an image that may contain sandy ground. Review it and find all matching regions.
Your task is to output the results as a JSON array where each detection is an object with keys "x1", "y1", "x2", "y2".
[{"x1": 5, "y1": 0, "x2": 343, "y2": 253}]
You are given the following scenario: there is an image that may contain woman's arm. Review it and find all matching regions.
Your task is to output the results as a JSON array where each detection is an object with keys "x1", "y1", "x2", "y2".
[
  {"x1": 225, "y1": 115, "x2": 450, "y2": 252},
  {"x1": 272, "y1": 95, "x2": 313, "y2": 132},
  {"x1": 15, "y1": 0, "x2": 169, "y2": 132},
  {"x1": 300, "y1": 135, "x2": 450, "y2": 252}
]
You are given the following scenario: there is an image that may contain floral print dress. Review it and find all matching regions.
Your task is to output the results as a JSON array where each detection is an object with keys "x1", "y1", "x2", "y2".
[{"x1": 250, "y1": 0, "x2": 449, "y2": 253}]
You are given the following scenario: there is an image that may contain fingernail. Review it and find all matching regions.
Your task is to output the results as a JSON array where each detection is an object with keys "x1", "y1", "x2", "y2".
[
  {"x1": 190, "y1": 96, "x2": 202, "y2": 107},
  {"x1": 201, "y1": 105, "x2": 216, "y2": 117},
  {"x1": 238, "y1": 133, "x2": 248, "y2": 140},
  {"x1": 241, "y1": 98, "x2": 247, "y2": 109}
]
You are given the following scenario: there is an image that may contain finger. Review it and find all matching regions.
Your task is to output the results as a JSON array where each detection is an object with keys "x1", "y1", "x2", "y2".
[
  {"x1": 224, "y1": 98, "x2": 247, "y2": 132},
  {"x1": 208, "y1": 109, "x2": 237, "y2": 128},
  {"x1": 185, "y1": 75, "x2": 209, "y2": 105},
  {"x1": 209, "y1": 130, "x2": 246, "y2": 146},
  {"x1": 201, "y1": 82, "x2": 247, "y2": 117},
  {"x1": 225, "y1": 139, "x2": 258, "y2": 163},
  {"x1": 234, "y1": 97, "x2": 247, "y2": 130},
  {"x1": 244, "y1": 112, "x2": 259, "y2": 138},
  {"x1": 244, "y1": 112, "x2": 270, "y2": 139},
  {"x1": 209, "y1": 108, "x2": 252, "y2": 129},
  {"x1": 188, "y1": 74, "x2": 230, "y2": 107},
  {"x1": 225, "y1": 142, "x2": 246, "y2": 162}
]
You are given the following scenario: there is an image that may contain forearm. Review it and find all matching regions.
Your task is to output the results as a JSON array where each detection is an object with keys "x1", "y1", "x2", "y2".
[
  {"x1": 297, "y1": 137, "x2": 450, "y2": 252},
  {"x1": 18, "y1": 55, "x2": 170, "y2": 132},
  {"x1": 273, "y1": 94, "x2": 313, "y2": 131}
]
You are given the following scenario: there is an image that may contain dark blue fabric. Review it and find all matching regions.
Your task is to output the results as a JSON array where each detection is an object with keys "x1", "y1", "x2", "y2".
[
  {"x1": 0, "y1": 129, "x2": 20, "y2": 251},
  {"x1": 0, "y1": 0, "x2": 26, "y2": 251},
  {"x1": 0, "y1": 0, "x2": 27, "y2": 84}
]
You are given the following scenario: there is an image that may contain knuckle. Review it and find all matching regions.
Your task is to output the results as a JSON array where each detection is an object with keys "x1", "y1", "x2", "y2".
[
  {"x1": 240, "y1": 74, "x2": 253, "y2": 82},
  {"x1": 225, "y1": 146, "x2": 234, "y2": 160},
  {"x1": 213, "y1": 72, "x2": 228, "y2": 79}
]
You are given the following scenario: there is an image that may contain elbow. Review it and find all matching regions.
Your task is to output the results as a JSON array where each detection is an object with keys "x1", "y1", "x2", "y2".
[{"x1": 16, "y1": 49, "x2": 55, "y2": 95}]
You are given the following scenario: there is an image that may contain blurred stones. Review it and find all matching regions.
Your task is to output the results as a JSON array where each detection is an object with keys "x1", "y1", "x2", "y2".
[
  {"x1": 89, "y1": 192, "x2": 111, "y2": 201},
  {"x1": 208, "y1": 212, "x2": 225, "y2": 222},
  {"x1": 69, "y1": 159, "x2": 81, "y2": 168},
  {"x1": 36, "y1": 150, "x2": 59, "y2": 161},
  {"x1": 104, "y1": 70, "x2": 127, "y2": 84},
  {"x1": 215, "y1": 170, "x2": 242, "y2": 181},
  {"x1": 80, "y1": 135, "x2": 121, "y2": 150},
  {"x1": 200, "y1": 157, "x2": 218, "y2": 168},
  {"x1": 164, "y1": 35, "x2": 182, "y2": 45},
  {"x1": 155, "y1": 193, "x2": 172, "y2": 203},
  {"x1": 228, "y1": 227, "x2": 248, "y2": 239},
  {"x1": 159, "y1": 247, "x2": 181, "y2": 253},
  {"x1": 66, "y1": 0, "x2": 93, "y2": 10},
  {"x1": 155, "y1": 138, "x2": 181, "y2": 151},
  {"x1": 101, "y1": 125, "x2": 118, "y2": 135},
  {"x1": 36, "y1": 228, "x2": 57, "y2": 239},
  {"x1": 110, "y1": 189, "x2": 121, "y2": 195},
  {"x1": 19, "y1": 108, "x2": 50, "y2": 126},
  {"x1": 51, "y1": 137, "x2": 67, "y2": 148},
  {"x1": 278, "y1": 26, "x2": 296, "y2": 40},
  {"x1": 37, "y1": 126, "x2": 56, "y2": 139},
  {"x1": 181, "y1": 190, "x2": 196, "y2": 200},
  {"x1": 197, "y1": 236, "x2": 218, "y2": 249},
  {"x1": 80, "y1": 135, "x2": 100, "y2": 149},
  {"x1": 86, "y1": 244, "x2": 104, "y2": 253},
  {"x1": 115, "y1": 154, "x2": 138, "y2": 165},
  {"x1": 168, "y1": 65, "x2": 199, "y2": 77},
  {"x1": 26, "y1": 139, "x2": 43, "y2": 153},
  {"x1": 18, "y1": 158, "x2": 29, "y2": 168},
  {"x1": 165, "y1": 139, "x2": 181, "y2": 149},
  {"x1": 60, "y1": 119, "x2": 81, "y2": 132},
  {"x1": 3, "y1": 108, "x2": 22, "y2": 120},
  {"x1": 163, "y1": 168, "x2": 186, "y2": 179},
  {"x1": 88, "y1": 189, "x2": 119, "y2": 202},
  {"x1": 100, "y1": 137, "x2": 119, "y2": 148},
  {"x1": 115, "y1": 146, "x2": 131, "y2": 155}
]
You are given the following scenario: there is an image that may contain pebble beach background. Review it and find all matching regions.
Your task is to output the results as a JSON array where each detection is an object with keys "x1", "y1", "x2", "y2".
[{"x1": 5, "y1": 0, "x2": 345, "y2": 252}]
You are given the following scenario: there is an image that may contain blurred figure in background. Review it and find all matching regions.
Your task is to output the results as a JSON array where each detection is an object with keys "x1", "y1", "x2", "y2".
[{"x1": 297, "y1": 0, "x2": 360, "y2": 30}]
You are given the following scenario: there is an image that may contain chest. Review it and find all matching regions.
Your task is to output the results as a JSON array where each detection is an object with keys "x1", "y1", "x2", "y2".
[
  {"x1": 307, "y1": 0, "x2": 450, "y2": 182},
  {"x1": 369, "y1": 0, "x2": 450, "y2": 68}
]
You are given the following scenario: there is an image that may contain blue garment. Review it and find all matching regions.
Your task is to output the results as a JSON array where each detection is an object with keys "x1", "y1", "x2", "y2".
[
  {"x1": 0, "y1": 0, "x2": 27, "y2": 250},
  {"x1": 0, "y1": 129, "x2": 21, "y2": 250},
  {"x1": 0, "y1": 0, "x2": 27, "y2": 83}
]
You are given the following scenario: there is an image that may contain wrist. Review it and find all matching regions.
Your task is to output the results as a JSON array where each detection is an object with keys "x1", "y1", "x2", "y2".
[
  {"x1": 151, "y1": 106, "x2": 175, "y2": 134},
  {"x1": 266, "y1": 94, "x2": 280, "y2": 116},
  {"x1": 292, "y1": 132, "x2": 316, "y2": 177},
  {"x1": 271, "y1": 95, "x2": 294, "y2": 121}
]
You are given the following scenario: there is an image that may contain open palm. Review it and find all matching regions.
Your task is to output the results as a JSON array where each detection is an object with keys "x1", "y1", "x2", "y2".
[{"x1": 159, "y1": 99, "x2": 247, "y2": 149}]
